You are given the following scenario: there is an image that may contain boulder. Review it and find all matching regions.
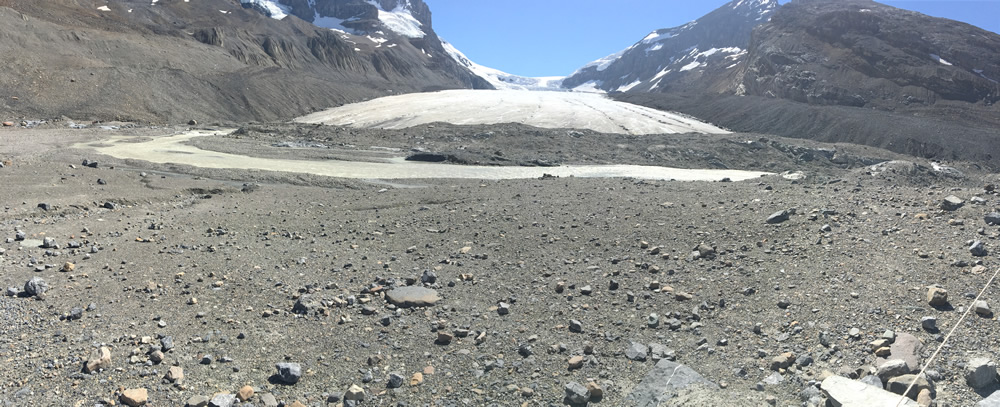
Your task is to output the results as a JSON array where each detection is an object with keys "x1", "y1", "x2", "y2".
[
  {"x1": 941, "y1": 195, "x2": 964, "y2": 211},
  {"x1": 384, "y1": 286, "x2": 440, "y2": 307},
  {"x1": 822, "y1": 375, "x2": 918, "y2": 406},
  {"x1": 979, "y1": 390, "x2": 1000, "y2": 407},
  {"x1": 275, "y1": 362, "x2": 301, "y2": 384},
  {"x1": 766, "y1": 210, "x2": 790, "y2": 224},
  {"x1": 624, "y1": 359, "x2": 718, "y2": 407},
  {"x1": 874, "y1": 333, "x2": 922, "y2": 372},
  {"x1": 967, "y1": 358, "x2": 998, "y2": 390},
  {"x1": 24, "y1": 277, "x2": 48, "y2": 297},
  {"x1": 886, "y1": 374, "x2": 933, "y2": 399},
  {"x1": 84, "y1": 346, "x2": 112, "y2": 373},
  {"x1": 120, "y1": 388, "x2": 148, "y2": 407}
]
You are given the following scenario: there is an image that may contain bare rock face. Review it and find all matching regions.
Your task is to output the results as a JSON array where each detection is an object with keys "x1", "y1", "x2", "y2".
[{"x1": 738, "y1": 0, "x2": 1000, "y2": 109}]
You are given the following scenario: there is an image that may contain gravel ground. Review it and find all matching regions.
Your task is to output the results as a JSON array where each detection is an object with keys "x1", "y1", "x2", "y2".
[{"x1": 1, "y1": 123, "x2": 999, "y2": 407}]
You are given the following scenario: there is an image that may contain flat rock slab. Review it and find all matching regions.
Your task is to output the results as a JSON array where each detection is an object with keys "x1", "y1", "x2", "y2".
[
  {"x1": 385, "y1": 286, "x2": 440, "y2": 308},
  {"x1": 822, "y1": 375, "x2": 918, "y2": 407},
  {"x1": 980, "y1": 390, "x2": 1000, "y2": 407},
  {"x1": 624, "y1": 359, "x2": 717, "y2": 407}
]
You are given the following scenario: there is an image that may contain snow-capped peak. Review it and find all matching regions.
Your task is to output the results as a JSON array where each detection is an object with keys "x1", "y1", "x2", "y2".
[
  {"x1": 367, "y1": 0, "x2": 425, "y2": 38},
  {"x1": 441, "y1": 40, "x2": 564, "y2": 91}
]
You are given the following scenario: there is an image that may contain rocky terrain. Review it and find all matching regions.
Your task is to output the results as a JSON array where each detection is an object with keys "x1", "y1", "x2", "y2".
[{"x1": 3, "y1": 122, "x2": 1000, "y2": 407}]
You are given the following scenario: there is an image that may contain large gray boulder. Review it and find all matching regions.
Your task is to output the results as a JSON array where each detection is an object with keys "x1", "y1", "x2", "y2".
[
  {"x1": 822, "y1": 375, "x2": 918, "y2": 407},
  {"x1": 624, "y1": 359, "x2": 717, "y2": 407},
  {"x1": 980, "y1": 390, "x2": 1000, "y2": 407}
]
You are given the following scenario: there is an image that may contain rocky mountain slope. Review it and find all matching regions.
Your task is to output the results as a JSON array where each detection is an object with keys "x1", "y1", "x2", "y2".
[
  {"x1": 0, "y1": 0, "x2": 488, "y2": 123},
  {"x1": 561, "y1": 0, "x2": 778, "y2": 93},
  {"x1": 733, "y1": 0, "x2": 1000, "y2": 111},
  {"x1": 242, "y1": 0, "x2": 562, "y2": 91},
  {"x1": 599, "y1": 0, "x2": 1000, "y2": 168}
]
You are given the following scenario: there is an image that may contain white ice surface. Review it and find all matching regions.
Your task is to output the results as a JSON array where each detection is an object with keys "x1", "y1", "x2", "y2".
[{"x1": 294, "y1": 90, "x2": 729, "y2": 135}]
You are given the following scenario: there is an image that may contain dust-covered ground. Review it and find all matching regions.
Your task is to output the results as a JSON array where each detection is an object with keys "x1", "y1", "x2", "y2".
[{"x1": 1, "y1": 123, "x2": 1000, "y2": 407}]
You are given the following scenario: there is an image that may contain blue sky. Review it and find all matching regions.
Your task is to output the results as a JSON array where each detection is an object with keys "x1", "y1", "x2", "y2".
[{"x1": 427, "y1": 0, "x2": 1000, "y2": 77}]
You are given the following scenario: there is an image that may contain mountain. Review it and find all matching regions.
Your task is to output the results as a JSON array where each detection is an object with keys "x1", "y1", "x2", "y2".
[
  {"x1": 613, "y1": 0, "x2": 1000, "y2": 167},
  {"x1": 0, "y1": 0, "x2": 488, "y2": 123},
  {"x1": 561, "y1": 0, "x2": 778, "y2": 93},
  {"x1": 733, "y1": 0, "x2": 1000, "y2": 110}
]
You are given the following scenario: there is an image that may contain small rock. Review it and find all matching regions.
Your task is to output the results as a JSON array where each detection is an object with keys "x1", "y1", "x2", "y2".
[
  {"x1": 887, "y1": 374, "x2": 933, "y2": 399},
  {"x1": 436, "y1": 331, "x2": 453, "y2": 345},
  {"x1": 564, "y1": 381, "x2": 591, "y2": 405},
  {"x1": 344, "y1": 384, "x2": 366, "y2": 401},
  {"x1": 626, "y1": 342, "x2": 648, "y2": 361},
  {"x1": 120, "y1": 388, "x2": 148, "y2": 407},
  {"x1": 260, "y1": 393, "x2": 278, "y2": 407},
  {"x1": 921, "y1": 316, "x2": 938, "y2": 331},
  {"x1": 84, "y1": 346, "x2": 112, "y2": 373},
  {"x1": 974, "y1": 301, "x2": 993, "y2": 317},
  {"x1": 971, "y1": 240, "x2": 989, "y2": 257},
  {"x1": 917, "y1": 388, "x2": 932, "y2": 407},
  {"x1": 766, "y1": 210, "x2": 790, "y2": 224},
  {"x1": 569, "y1": 319, "x2": 583, "y2": 333},
  {"x1": 186, "y1": 395, "x2": 209, "y2": 407},
  {"x1": 62, "y1": 262, "x2": 75, "y2": 272},
  {"x1": 587, "y1": 381, "x2": 604, "y2": 400},
  {"x1": 24, "y1": 277, "x2": 48, "y2": 297},
  {"x1": 42, "y1": 237, "x2": 57, "y2": 248},
  {"x1": 986, "y1": 212, "x2": 1000, "y2": 226},
  {"x1": 387, "y1": 372, "x2": 404, "y2": 388},
  {"x1": 166, "y1": 366, "x2": 184, "y2": 382},
  {"x1": 410, "y1": 372, "x2": 424, "y2": 386},
  {"x1": 384, "y1": 286, "x2": 440, "y2": 308},
  {"x1": 497, "y1": 302, "x2": 510, "y2": 315},
  {"x1": 208, "y1": 393, "x2": 236, "y2": 407},
  {"x1": 236, "y1": 386, "x2": 254, "y2": 401},
  {"x1": 568, "y1": 355, "x2": 585, "y2": 370},
  {"x1": 275, "y1": 362, "x2": 301, "y2": 384},
  {"x1": 877, "y1": 359, "x2": 910, "y2": 382},
  {"x1": 771, "y1": 352, "x2": 794, "y2": 371},
  {"x1": 966, "y1": 358, "x2": 998, "y2": 389},
  {"x1": 941, "y1": 195, "x2": 964, "y2": 211},
  {"x1": 926, "y1": 286, "x2": 948, "y2": 306}
]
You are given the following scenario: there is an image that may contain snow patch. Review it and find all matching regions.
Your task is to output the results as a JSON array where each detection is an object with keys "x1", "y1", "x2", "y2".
[
  {"x1": 653, "y1": 68, "x2": 673, "y2": 81},
  {"x1": 680, "y1": 61, "x2": 703, "y2": 72},
  {"x1": 617, "y1": 80, "x2": 643, "y2": 92},
  {"x1": 571, "y1": 81, "x2": 606, "y2": 94},
  {"x1": 239, "y1": 0, "x2": 290, "y2": 19},
  {"x1": 97, "y1": 5, "x2": 111, "y2": 11},
  {"x1": 368, "y1": 0, "x2": 425, "y2": 38},
  {"x1": 929, "y1": 53, "x2": 953, "y2": 66}
]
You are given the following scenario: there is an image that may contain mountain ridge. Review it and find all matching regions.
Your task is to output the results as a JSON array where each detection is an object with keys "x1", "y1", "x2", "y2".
[{"x1": 0, "y1": 0, "x2": 489, "y2": 123}]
